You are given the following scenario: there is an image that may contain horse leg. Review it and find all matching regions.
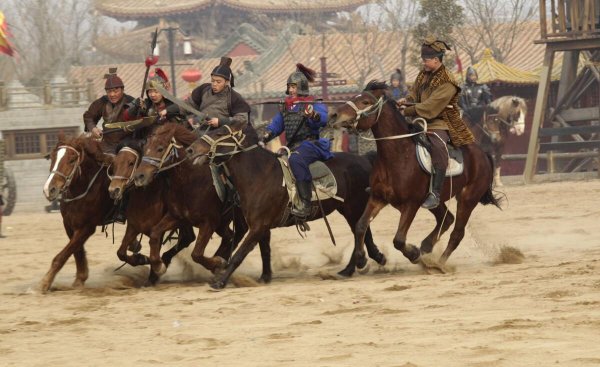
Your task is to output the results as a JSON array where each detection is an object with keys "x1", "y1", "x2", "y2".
[
  {"x1": 493, "y1": 145, "x2": 504, "y2": 187},
  {"x1": 72, "y1": 244, "x2": 89, "y2": 289},
  {"x1": 421, "y1": 203, "x2": 455, "y2": 254},
  {"x1": 339, "y1": 197, "x2": 387, "y2": 277},
  {"x1": 116, "y1": 224, "x2": 150, "y2": 267},
  {"x1": 439, "y1": 195, "x2": 479, "y2": 265},
  {"x1": 210, "y1": 229, "x2": 264, "y2": 289},
  {"x1": 190, "y1": 221, "x2": 225, "y2": 272},
  {"x1": 257, "y1": 231, "x2": 272, "y2": 284},
  {"x1": 392, "y1": 204, "x2": 421, "y2": 264},
  {"x1": 38, "y1": 225, "x2": 96, "y2": 293},
  {"x1": 161, "y1": 223, "x2": 196, "y2": 267},
  {"x1": 147, "y1": 214, "x2": 179, "y2": 279},
  {"x1": 338, "y1": 212, "x2": 386, "y2": 277}
]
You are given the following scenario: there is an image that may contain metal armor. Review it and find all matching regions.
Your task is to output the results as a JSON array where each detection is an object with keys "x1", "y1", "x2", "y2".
[
  {"x1": 462, "y1": 83, "x2": 492, "y2": 108},
  {"x1": 283, "y1": 110, "x2": 311, "y2": 148}
]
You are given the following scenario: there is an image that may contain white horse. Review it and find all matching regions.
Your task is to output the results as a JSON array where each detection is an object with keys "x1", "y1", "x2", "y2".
[{"x1": 466, "y1": 96, "x2": 528, "y2": 186}]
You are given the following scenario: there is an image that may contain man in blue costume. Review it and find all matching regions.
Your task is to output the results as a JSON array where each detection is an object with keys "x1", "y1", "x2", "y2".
[{"x1": 261, "y1": 63, "x2": 331, "y2": 218}]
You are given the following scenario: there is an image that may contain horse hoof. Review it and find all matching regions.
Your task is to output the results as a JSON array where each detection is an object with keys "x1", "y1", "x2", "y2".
[
  {"x1": 72, "y1": 279, "x2": 85, "y2": 289},
  {"x1": 376, "y1": 253, "x2": 387, "y2": 266},
  {"x1": 209, "y1": 279, "x2": 226, "y2": 290},
  {"x1": 337, "y1": 268, "x2": 354, "y2": 278},
  {"x1": 356, "y1": 255, "x2": 368, "y2": 270},
  {"x1": 259, "y1": 274, "x2": 272, "y2": 284},
  {"x1": 357, "y1": 263, "x2": 371, "y2": 275},
  {"x1": 148, "y1": 271, "x2": 160, "y2": 285}
]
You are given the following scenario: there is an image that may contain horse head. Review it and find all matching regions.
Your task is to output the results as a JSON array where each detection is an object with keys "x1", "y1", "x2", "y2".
[
  {"x1": 489, "y1": 96, "x2": 527, "y2": 137},
  {"x1": 186, "y1": 121, "x2": 248, "y2": 166},
  {"x1": 43, "y1": 134, "x2": 110, "y2": 201},
  {"x1": 134, "y1": 123, "x2": 195, "y2": 187},
  {"x1": 329, "y1": 80, "x2": 388, "y2": 131},
  {"x1": 108, "y1": 140, "x2": 142, "y2": 200}
]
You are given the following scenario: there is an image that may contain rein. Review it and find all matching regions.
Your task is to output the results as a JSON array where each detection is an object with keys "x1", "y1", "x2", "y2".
[
  {"x1": 346, "y1": 92, "x2": 429, "y2": 141},
  {"x1": 51, "y1": 145, "x2": 83, "y2": 192},
  {"x1": 107, "y1": 147, "x2": 140, "y2": 187},
  {"x1": 62, "y1": 164, "x2": 106, "y2": 203},
  {"x1": 199, "y1": 125, "x2": 258, "y2": 164},
  {"x1": 142, "y1": 136, "x2": 188, "y2": 173}
]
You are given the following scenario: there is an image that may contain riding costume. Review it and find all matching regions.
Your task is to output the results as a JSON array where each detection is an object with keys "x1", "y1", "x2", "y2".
[
  {"x1": 125, "y1": 68, "x2": 188, "y2": 131},
  {"x1": 402, "y1": 37, "x2": 474, "y2": 209},
  {"x1": 262, "y1": 63, "x2": 331, "y2": 218},
  {"x1": 459, "y1": 66, "x2": 492, "y2": 124},
  {"x1": 83, "y1": 68, "x2": 134, "y2": 147}
]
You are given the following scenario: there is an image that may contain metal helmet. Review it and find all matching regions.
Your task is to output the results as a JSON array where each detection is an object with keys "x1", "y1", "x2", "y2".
[
  {"x1": 104, "y1": 67, "x2": 124, "y2": 90},
  {"x1": 286, "y1": 63, "x2": 316, "y2": 96},
  {"x1": 466, "y1": 66, "x2": 479, "y2": 81},
  {"x1": 146, "y1": 68, "x2": 170, "y2": 91},
  {"x1": 390, "y1": 68, "x2": 403, "y2": 83}
]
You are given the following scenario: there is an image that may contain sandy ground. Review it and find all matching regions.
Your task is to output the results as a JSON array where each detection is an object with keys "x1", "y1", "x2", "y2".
[{"x1": 0, "y1": 179, "x2": 599, "y2": 366}]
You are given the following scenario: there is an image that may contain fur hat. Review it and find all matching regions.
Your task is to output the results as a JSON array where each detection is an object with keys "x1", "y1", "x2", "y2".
[{"x1": 421, "y1": 35, "x2": 452, "y2": 59}]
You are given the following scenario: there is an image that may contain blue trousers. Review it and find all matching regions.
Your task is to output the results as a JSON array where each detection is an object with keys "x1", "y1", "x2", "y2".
[{"x1": 289, "y1": 141, "x2": 332, "y2": 182}]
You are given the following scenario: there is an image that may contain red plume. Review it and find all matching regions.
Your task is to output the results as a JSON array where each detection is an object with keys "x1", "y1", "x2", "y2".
[
  {"x1": 296, "y1": 63, "x2": 316, "y2": 83},
  {"x1": 153, "y1": 67, "x2": 169, "y2": 83},
  {"x1": 145, "y1": 55, "x2": 159, "y2": 67}
]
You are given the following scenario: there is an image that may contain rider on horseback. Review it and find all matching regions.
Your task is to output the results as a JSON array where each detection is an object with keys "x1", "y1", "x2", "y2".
[
  {"x1": 388, "y1": 68, "x2": 408, "y2": 101},
  {"x1": 261, "y1": 63, "x2": 331, "y2": 218},
  {"x1": 398, "y1": 36, "x2": 474, "y2": 209},
  {"x1": 459, "y1": 66, "x2": 492, "y2": 124},
  {"x1": 83, "y1": 68, "x2": 134, "y2": 143},
  {"x1": 125, "y1": 68, "x2": 188, "y2": 129}
]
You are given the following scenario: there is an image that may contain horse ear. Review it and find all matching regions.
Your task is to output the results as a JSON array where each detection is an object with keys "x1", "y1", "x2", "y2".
[{"x1": 512, "y1": 98, "x2": 520, "y2": 107}]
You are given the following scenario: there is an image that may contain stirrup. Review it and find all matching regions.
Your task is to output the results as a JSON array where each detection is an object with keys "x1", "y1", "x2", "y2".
[{"x1": 421, "y1": 193, "x2": 440, "y2": 209}]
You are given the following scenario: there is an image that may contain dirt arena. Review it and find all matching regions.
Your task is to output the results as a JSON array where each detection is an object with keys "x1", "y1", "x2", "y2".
[{"x1": 0, "y1": 179, "x2": 599, "y2": 366}]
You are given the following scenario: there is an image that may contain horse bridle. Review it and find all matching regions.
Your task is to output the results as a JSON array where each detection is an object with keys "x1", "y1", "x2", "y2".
[
  {"x1": 199, "y1": 125, "x2": 256, "y2": 164},
  {"x1": 50, "y1": 145, "x2": 83, "y2": 193},
  {"x1": 344, "y1": 91, "x2": 385, "y2": 130},
  {"x1": 141, "y1": 136, "x2": 186, "y2": 172},
  {"x1": 107, "y1": 147, "x2": 140, "y2": 187}
]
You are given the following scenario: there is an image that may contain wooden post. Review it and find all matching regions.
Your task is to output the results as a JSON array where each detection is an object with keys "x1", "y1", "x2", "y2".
[
  {"x1": 540, "y1": 0, "x2": 548, "y2": 38},
  {"x1": 524, "y1": 47, "x2": 555, "y2": 183},
  {"x1": 43, "y1": 80, "x2": 52, "y2": 105},
  {"x1": 548, "y1": 150, "x2": 556, "y2": 173},
  {"x1": 0, "y1": 81, "x2": 6, "y2": 110},
  {"x1": 86, "y1": 78, "x2": 95, "y2": 102}
]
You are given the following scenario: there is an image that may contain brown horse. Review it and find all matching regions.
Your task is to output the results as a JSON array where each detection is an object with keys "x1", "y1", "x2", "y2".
[
  {"x1": 186, "y1": 123, "x2": 387, "y2": 289},
  {"x1": 41, "y1": 134, "x2": 114, "y2": 292},
  {"x1": 132, "y1": 123, "x2": 273, "y2": 283},
  {"x1": 329, "y1": 81, "x2": 501, "y2": 271},
  {"x1": 464, "y1": 96, "x2": 527, "y2": 186},
  {"x1": 107, "y1": 140, "x2": 197, "y2": 284}
]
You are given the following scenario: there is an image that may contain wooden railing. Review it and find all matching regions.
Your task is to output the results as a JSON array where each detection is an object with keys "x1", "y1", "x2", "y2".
[
  {"x1": 539, "y1": 0, "x2": 600, "y2": 39},
  {"x1": 0, "y1": 79, "x2": 96, "y2": 110}
]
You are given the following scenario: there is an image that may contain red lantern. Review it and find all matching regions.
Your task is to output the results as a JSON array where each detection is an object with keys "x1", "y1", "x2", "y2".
[{"x1": 182, "y1": 68, "x2": 202, "y2": 83}]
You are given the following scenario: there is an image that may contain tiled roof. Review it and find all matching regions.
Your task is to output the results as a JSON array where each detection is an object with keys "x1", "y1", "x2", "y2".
[
  {"x1": 206, "y1": 23, "x2": 272, "y2": 58},
  {"x1": 96, "y1": 0, "x2": 369, "y2": 19},
  {"x1": 459, "y1": 49, "x2": 540, "y2": 85},
  {"x1": 94, "y1": 24, "x2": 216, "y2": 61},
  {"x1": 68, "y1": 56, "x2": 258, "y2": 100}
]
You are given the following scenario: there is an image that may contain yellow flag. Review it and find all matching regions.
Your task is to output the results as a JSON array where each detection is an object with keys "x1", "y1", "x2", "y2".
[{"x1": 0, "y1": 11, "x2": 15, "y2": 57}]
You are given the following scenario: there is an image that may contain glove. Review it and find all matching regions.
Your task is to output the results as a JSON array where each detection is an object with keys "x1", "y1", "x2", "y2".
[
  {"x1": 303, "y1": 104, "x2": 315, "y2": 119},
  {"x1": 262, "y1": 131, "x2": 274, "y2": 144}
]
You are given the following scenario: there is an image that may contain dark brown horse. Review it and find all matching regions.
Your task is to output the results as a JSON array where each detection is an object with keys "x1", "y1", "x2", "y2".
[
  {"x1": 463, "y1": 96, "x2": 527, "y2": 186},
  {"x1": 132, "y1": 123, "x2": 273, "y2": 283},
  {"x1": 107, "y1": 140, "x2": 197, "y2": 284},
  {"x1": 41, "y1": 134, "x2": 114, "y2": 292},
  {"x1": 329, "y1": 81, "x2": 501, "y2": 271},
  {"x1": 186, "y1": 123, "x2": 386, "y2": 289}
]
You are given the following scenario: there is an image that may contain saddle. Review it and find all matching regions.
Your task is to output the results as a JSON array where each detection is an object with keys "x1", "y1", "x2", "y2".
[
  {"x1": 277, "y1": 155, "x2": 343, "y2": 209},
  {"x1": 408, "y1": 121, "x2": 464, "y2": 177}
]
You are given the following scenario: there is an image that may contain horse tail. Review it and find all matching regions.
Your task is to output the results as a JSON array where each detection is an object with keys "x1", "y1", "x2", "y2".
[
  {"x1": 479, "y1": 152, "x2": 503, "y2": 209},
  {"x1": 362, "y1": 150, "x2": 377, "y2": 166}
]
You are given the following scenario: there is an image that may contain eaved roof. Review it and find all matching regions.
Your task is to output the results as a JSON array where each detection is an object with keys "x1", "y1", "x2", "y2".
[
  {"x1": 96, "y1": 0, "x2": 369, "y2": 19},
  {"x1": 462, "y1": 48, "x2": 540, "y2": 85}
]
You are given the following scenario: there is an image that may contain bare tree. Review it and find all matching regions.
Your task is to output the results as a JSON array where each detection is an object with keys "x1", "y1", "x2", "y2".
[
  {"x1": 375, "y1": 0, "x2": 420, "y2": 84},
  {"x1": 455, "y1": 0, "x2": 538, "y2": 63},
  {"x1": 4, "y1": 0, "x2": 103, "y2": 85}
]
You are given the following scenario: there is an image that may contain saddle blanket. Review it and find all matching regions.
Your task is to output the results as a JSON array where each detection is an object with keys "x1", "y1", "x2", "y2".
[{"x1": 416, "y1": 144, "x2": 464, "y2": 177}]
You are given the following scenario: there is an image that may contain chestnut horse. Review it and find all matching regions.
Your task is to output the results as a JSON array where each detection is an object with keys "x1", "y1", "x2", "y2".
[
  {"x1": 107, "y1": 140, "x2": 197, "y2": 284},
  {"x1": 132, "y1": 124, "x2": 273, "y2": 283},
  {"x1": 464, "y1": 96, "x2": 527, "y2": 186},
  {"x1": 329, "y1": 81, "x2": 501, "y2": 271},
  {"x1": 186, "y1": 123, "x2": 387, "y2": 289},
  {"x1": 41, "y1": 134, "x2": 114, "y2": 292}
]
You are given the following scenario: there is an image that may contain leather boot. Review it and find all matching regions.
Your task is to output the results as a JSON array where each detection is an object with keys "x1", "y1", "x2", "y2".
[
  {"x1": 422, "y1": 167, "x2": 446, "y2": 209},
  {"x1": 292, "y1": 180, "x2": 312, "y2": 218}
]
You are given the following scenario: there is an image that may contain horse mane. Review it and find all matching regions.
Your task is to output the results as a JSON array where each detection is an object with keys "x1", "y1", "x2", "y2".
[
  {"x1": 154, "y1": 123, "x2": 198, "y2": 146},
  {"x1": 364, "y1": 80, "x2": 388, "y2": 92},
  {"x1": 116, "y1": 138, "x2": 143, "y2": 155},
  {"x1": 490, "y1": 96, "x2": 527, "y2": 119},
  {"x1": 74, "y1": 134, "x2": 112, "y2": 165}
]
